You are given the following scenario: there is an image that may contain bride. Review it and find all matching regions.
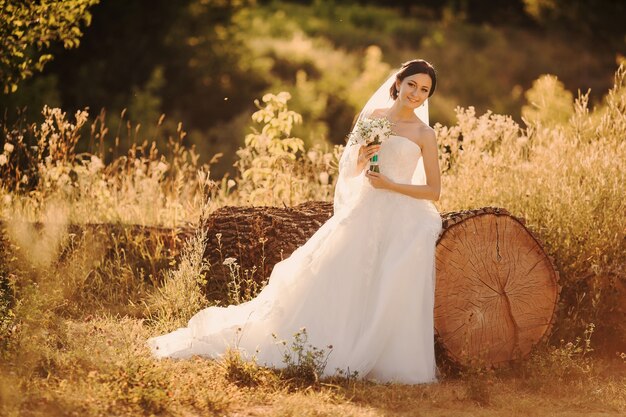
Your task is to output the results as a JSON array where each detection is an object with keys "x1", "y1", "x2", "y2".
[{"x1": 148, "y1": 59, "x2": 443, "y2": 384}]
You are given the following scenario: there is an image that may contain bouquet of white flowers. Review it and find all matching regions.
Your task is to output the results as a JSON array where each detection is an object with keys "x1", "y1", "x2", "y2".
[{"x1": 347, "y1": 117, "x2": 394, "y2": 173}]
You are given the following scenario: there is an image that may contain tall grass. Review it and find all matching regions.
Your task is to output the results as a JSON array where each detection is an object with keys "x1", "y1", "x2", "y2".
[
  {"x1": 0, "y1": 64, "x2": 624, "y2": 416},
  {"x1": 436, "y1": 66, "x2": 626, "y2": 344},
  {"x1": 1, "y1": 66, "x2": 625, "y2": 341},
  {"x1": 0, "y1": 106, "x2": 216, "y2": 226}
]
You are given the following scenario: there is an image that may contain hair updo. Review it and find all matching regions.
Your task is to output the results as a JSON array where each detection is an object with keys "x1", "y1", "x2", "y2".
[{"x1": 390, "y1": 59, "x2": 437, "y2": 100}]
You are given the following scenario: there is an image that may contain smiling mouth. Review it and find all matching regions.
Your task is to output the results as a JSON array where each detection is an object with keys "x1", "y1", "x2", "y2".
[{"x1": 408, "y1": 97, "x2": 419, "y2": 104}]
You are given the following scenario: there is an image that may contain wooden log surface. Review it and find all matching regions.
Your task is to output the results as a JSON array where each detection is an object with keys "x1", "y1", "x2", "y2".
[
  {"x1": 435, "y1": 207, "x2": 560, "y2": 367},
  {"x1": 201, "y1": 201, "x2": 334, "y2": 285}
]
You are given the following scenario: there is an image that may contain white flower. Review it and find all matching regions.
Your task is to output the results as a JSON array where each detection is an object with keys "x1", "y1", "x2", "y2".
[
  {"x1": 89, "y1": 155, "x2": 104, "y2": 173},
  {"x1": 57, "y1": 173, "x2": 70, "y2": 186},
  {"x1": 4, "y1": 143, "x2": 14, "y2": 154},
  {"x1": 0, "y1": 154, "x2": 7, "y2": 166},
  {"x1": 372, "y1": 127, "x2": 385, "y2": 140},
  {"x1": 223, "y1": 257, "x2": 237, "y2": 266},
  {"x1": 155, "y1": 161, "x2": 168, "y2": 174},
  {"x1": 307, "y1": 150, "x2": 318, "y2": 163},
  {"x1": 319, "y1": 171, "x2": 329, "y2": 185},
  {"x1": 257, "y1": 134, "x2": 270, "y2": 147},
  {"x1": 227, "y1": 179, "x2": 236, "y2": 189},
  {"x1": 349, "y1": 116, "x2": 393, "y2": 146}
]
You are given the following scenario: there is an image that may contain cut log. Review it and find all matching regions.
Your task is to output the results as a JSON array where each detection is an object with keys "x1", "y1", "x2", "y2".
[
  {"x1": 201, "y1": 201, "x2": 334, "y2": 286},
  {"x1": 201, "y1": 203, "x2": 559, "y2": 367},
  {"x1": 435, "y1": 207, "x2": 560, "y2": 367}
]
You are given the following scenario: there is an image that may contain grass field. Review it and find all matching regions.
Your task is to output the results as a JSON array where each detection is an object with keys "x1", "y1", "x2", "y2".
[
  {"x1": 0, "y1": 67, "x2": 625, "y2": 416},
  {"x1": 1, "y1": 315, "x2": 624, "y2": 416}
]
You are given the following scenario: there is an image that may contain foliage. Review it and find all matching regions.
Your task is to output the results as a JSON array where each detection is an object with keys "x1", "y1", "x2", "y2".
[
  {"x1": 273, "y1": 327, "x2": 334, "y2": 386},
  {"x1": 0, "y1": 106, "x2": 218, "y2": 226},
  {"x1": 518, "y1": 323, "x2": 598, "y2": 396},
  {"x1": 233, "y1": 92, "x2": 338, "y2": 206},
  {"x1": 460, "y1": 364, "x2": 494, "y2": 406},
  {"x1": 144, "y1": 226, "x2": 210, "y2": 331},
  {"x1": 222, "y1": 256, "x2": 267, "y2": 306},
  {"x1": 522, "y1": 0, "x2": 626, "y2": 48},
  {"x1": 437, "y1": 66, "x2": 626, "y2": 345},
  {"x1": 0, "y1": 0, "x2": 99, "y2": 93},
  {"x1": 220, "y1": 347, "x2": 272, "y2": 388},
  {"x1": 522, "y1": 74, "x2": 574, "y2": 127},
  {"x1": 526, "y1": 323, "x2": 595, "y2": 382},
  {"x1": 4, "y1": 0, "x2": 622, "y2": 183}
]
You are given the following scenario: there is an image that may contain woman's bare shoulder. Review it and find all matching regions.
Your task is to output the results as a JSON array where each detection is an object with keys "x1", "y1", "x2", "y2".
[{"x1": 405, "y1": 122, "x2": 436, "y2": 147}]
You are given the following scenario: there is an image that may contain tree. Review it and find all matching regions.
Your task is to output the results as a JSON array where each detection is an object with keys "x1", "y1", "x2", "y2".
[
  {"x1": 0, "y1": 0, "x2": 99, "y2": 94},
  {"x1": 522, "y1": 0, "x2": 626, "y2": 48}
]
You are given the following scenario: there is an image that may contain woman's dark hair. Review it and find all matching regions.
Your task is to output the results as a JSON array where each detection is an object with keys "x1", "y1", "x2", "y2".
[{"x1": 390, "y1": 59, "x2": 437, "y2": 100}]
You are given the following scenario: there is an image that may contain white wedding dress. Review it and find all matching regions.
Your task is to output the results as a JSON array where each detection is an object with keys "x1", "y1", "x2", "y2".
[{"x1": 148, "y1": 134, "x2": 443, "y2": 384}]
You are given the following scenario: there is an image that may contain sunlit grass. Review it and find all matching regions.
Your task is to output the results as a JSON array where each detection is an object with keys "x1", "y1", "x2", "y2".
[
  {"x1": 436, "y1": 67, "x2": 626, "y2": 343},
  {"x1": 0, "y1": 315, "x2": 623, "y2": 416},
  {"x1": 0, "y1": 66, "x2": 625, "y2": 415}
]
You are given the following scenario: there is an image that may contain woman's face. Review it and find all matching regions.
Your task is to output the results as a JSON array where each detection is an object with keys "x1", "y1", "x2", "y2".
[{"x1": 396, "y1": 73, "x2": 432, "y2": 109}]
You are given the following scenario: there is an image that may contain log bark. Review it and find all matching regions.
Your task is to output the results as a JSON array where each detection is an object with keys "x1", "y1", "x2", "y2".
[{"x1": 200, "y1": 201, "x2": 334, "y2": 286}]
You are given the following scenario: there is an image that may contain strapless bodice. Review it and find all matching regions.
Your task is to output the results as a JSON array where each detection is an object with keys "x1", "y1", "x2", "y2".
[{"x1": 377, "y1": 135, "x2": 422, "y2": 183}]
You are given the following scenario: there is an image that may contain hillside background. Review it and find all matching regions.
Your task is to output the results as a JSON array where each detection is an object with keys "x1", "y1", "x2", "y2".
[{"x1": 1, "y1": 0, "x2": 624, "y2": 177}]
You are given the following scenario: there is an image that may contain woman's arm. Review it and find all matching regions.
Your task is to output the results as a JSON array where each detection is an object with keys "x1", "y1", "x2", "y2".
[
  {"x1": 366, "y1": 129, "x2": 441, "y2": 201},
  {"x1": 387, "y1": 181, "x2": 440, "y2": 202}
]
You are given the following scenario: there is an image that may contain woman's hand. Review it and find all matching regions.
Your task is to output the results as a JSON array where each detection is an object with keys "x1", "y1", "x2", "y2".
[
  {"x1": 366, "y1": 170, "x2": 393, "y2": 189},
  {"x1": 356, "y1": 143, "x2": 381, "y2": 174}
]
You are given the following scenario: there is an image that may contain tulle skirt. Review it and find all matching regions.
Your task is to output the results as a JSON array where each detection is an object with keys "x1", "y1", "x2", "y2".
[{"x1": 148, "y1": 185, "x2": 442, "y2": 384}]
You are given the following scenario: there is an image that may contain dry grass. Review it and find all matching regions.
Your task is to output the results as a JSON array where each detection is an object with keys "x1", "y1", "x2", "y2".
[
  {"x1": 435, "y1": 66, "x2": 626, "y2": 346},
  {"x1": 0, "y1": 66, "x2": 625, "y2": 416},
  {"x1": 0, "y1": 315, "x2": 624, "y2": 416}
]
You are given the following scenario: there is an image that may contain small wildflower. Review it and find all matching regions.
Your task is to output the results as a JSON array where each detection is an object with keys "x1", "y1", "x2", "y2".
[
  {"x1": 89, "y1": 155, "x2": 104, "y2": 173},
  {"x1": 227, "y1": 179, "x2": 236, "y2": 189},
  {"x1": 223, "y1": 257, "x2": 237, "y2": 266},
  {"x1": 155, "y1": 161, "x2": 168, "y2": 174},
  {"x1": 0, "y1": 154, "x2": 7, "y2": 166},
  {"x1": 319, "y1": 171, "x2": 329, "y2": 185},
  {"x1": 3, "y1": 143, "x2": 14, "y2": 153}
]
